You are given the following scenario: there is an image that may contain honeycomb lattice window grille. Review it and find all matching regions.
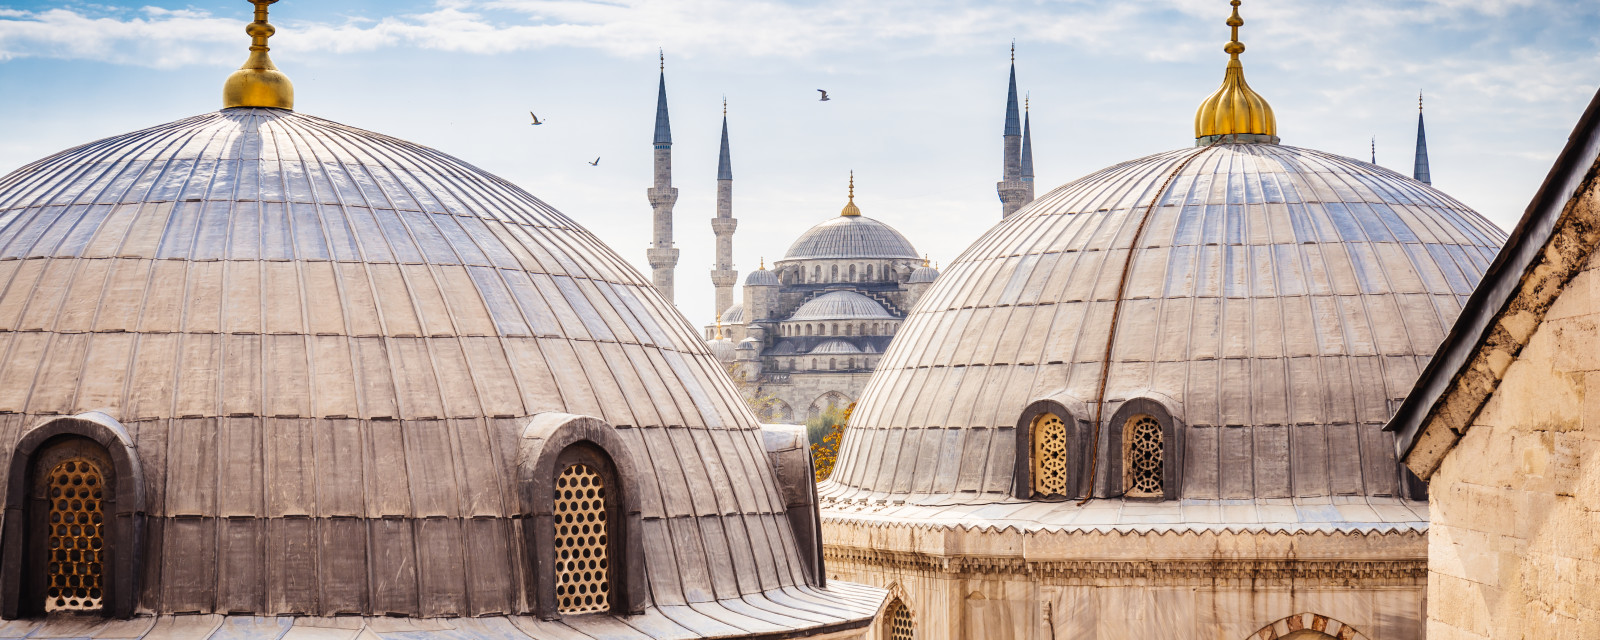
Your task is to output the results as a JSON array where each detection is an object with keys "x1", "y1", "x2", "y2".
[
  {"x1": 44, "y1": 458, "x2": 105, "y2": 612},
  {"x1": 1124, "y1": 414, "x2": 1164, "y2": 497},
  {"x1": 554, "y1": 463, "x2": 611, "y2": 615},
  {"x1": 1032, "y1": 413, "x2": 1070, "y2": 497},
  {"x1": 886, "y1": 598, "x2": 914, "y2": 640}
]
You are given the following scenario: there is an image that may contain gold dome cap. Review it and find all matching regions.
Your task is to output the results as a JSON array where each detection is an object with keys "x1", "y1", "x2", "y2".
[
  {"x1": 1194, "y1": 0, "x2": 1277, "y2": 144},
  {"x1": 841, "y1": 171, "x2": 861, "y2": 217},
  {"x1": 223, "y1": 0, "x2": 294, "y2": 110}
]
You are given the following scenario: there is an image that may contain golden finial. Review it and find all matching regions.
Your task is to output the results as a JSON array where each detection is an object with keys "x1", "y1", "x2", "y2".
[
  {"x1": 759, "y1": 257, "x2": 766, "y2": 270},
  {"x1": 714, "y1": 309, "x2": 724, "y2": 340},
  {"x1": 223, "y1": 0, "x2": 294, "y2": 110},
  {"x1": 922, "y1": 255, "x2": 930, "y2": 267},
  {"x1": 841, "y1": 171, "x2": 861, "y2": 217},
  {"x1": 1194, "y1": 0, "x2": 1276, "y2": 144}
]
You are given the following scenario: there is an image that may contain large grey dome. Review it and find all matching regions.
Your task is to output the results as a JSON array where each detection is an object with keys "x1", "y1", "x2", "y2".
[
  {"x1": 782, "y1": 215, "x2": 918, "y2": 261},
  {"x1": 823, "y1": 143, "x2": 1504, "y2": 504},
  {"x1": 0, "y1": 108, "x2": 879, "y2": 631}
]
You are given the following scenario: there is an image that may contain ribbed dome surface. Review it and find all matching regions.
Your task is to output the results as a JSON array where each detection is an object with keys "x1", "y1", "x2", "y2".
[
  {"x1": 789, "y1": 291, "x2": 894, "y2": 321},
  {"x1": 744, "y1": 268, "x2": 779, "y2": 286},
  {"x1": 782, "y1": 215, "x2": 918, "y2": 260},
  {"x1": 810, "y1": 340, "x2": 863, "y2": 355},
  {"x1": 908, "y1": 266, "x2": 939, "y2": 284},
  {"x1": 0, "y1": 108, "x2": 869, "y2": 623},
  {"x1": 823, "y1": 144, "x2": 1504, "y2": 503},
  {"x1": 720, "y1": 302, "x2": 745, "y2": 323}
]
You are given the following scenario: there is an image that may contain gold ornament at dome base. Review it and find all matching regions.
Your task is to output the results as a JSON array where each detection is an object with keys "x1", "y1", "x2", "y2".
[
  {"x1": 1194, "y1": 0, "x2": 1276, "y2": 144},
  {"x1": 223, "y1": 0, "x2": 294, "y2": 110}
]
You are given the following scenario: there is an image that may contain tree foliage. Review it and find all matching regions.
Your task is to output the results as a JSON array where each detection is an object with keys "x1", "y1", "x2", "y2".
[{"x1": 808, "y1": 402, "x2": 853, "y2": 482}]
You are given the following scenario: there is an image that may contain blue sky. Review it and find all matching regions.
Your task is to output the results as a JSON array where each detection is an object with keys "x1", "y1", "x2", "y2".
[{"x1": 2, "y1": 0, "x2": 1598, "y2": 329}]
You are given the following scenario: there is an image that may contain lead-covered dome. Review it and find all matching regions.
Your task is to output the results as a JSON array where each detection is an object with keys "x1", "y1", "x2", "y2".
[
  {"x1": 0, "y1": 107, "x2": 879, "y2": 630},
  {"x1": 790, "y1": 291, "x2": 895, "y2": 321},
  {"x1": 782, "y1": 216, "x2": 918, "y2": 261},
  {"x1": 823, "y1": 143, "x2": 1504, "y2": 504}
]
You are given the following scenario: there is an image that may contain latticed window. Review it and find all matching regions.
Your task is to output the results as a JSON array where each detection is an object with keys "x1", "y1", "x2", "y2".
[
  {"x1": 1032, "y1": 413, "x2": 1070, "y2": 497},
  {"x1": 1124, "y1": 415, "x2": 1164, "y2": 497},
  {"x1": 45, "y1": 458, "x2": 105, "y2": 612},
  {"x1": 886, "y1": 598, "x2": 914, "y2": 640},
  {"x1": 554, "y1": 464, "x2": 610, "y2": 614}
]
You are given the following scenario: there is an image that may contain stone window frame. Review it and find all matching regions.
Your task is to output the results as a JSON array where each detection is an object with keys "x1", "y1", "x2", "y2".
[
  {"x1": 1, "y1": 413, "x2": 145, "y2": 620},
  {"x1": 1103, "y1": 396, "x2": 1184, "y2": 501},
  {"x1": 517, "y1": 413, "x2": 645, "y2": 619},
  {"x1": 1012, "y1": 395, "x2": 1092, "y2": 500}
]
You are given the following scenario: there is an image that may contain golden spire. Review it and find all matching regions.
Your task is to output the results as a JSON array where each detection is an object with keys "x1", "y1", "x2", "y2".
[
  {"x1": 714, "y1": 309, "x2": 724, "y2": 340},
  {"x1": 1193, "y1": 0, "x2": 1276, "y2": 144},
  {"x1": 223, "y1": 0, "x2": 294, "y2": 110},
  {"x1": 840, "y1": 171, "x2": 861, "y2": 217},
  {"x1": 923, "y1": 255, "x2": 930, "y2": 267},
  {"x1": 759, "y1": 257, "x2": 765, "y2": 270}
]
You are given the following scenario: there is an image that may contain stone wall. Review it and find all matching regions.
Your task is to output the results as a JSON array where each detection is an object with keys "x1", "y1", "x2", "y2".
[
  {"x1": 822, "y1": 520, "x2": 1425, "y2": 639},
  {"x1": 1425, "y1": 255, "x2": 1600, "y2": 637}
]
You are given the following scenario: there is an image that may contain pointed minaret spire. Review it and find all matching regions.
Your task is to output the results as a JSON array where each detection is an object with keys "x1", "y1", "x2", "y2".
[
  {"x1": 1021, "y1": 93, "x2": 1036, "y2": 201},
  {"x1": 710, "y1": 97, "x2": 739, "y2": 316},
  {"x1": 1372, "y1": 136, "x2": 1377, "y2": 164},
  {"x1": 997, "y1": 41, "x2": 1031, "y2": 219},
  {"x1": 1413, "y1": 91, "x2": 1432, "y2": 185},
  {"x1": 646, "y1": 50, "x2": 680, "y2": 302}
]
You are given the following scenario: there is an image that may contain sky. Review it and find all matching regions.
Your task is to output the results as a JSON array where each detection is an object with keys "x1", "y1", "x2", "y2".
[{"x1": 1, "y1": 0, "x2": 1598, "y2": 331}]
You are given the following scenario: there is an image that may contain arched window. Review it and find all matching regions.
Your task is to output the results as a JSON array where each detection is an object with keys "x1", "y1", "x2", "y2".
[
  {"x1": 844, "y1": 324, "x2": 852, "y2": 336},
  {"x1": 811, "y1": 358, "x2": 818, "y2": 370},
  {"x1": 829, "y1": 358, "x2": 836, "y2": 370},
  {"x1": 812, "y1": 266, "x2": 820, "y2": 282},
  {"x1": 1123, "y1": 414, "x2": 1164, "y2": 498},
  {"x1": 830, "y1": 265, "x2": 838, "y2": 282},
  {"x1": 885, "y1": 598, "x2": 914, "y2": 640},
  {"x1": 866, "y1": 264, "x2": 874, "y2": 280},
  {"x1": 1032, "y1": 413, "x2": 1070, "y2": 497},
  {"x1": 516, "y1": 413, "x2": 644, "y2": 618},
  {"x1": 3, "y1": 422, "x2": 143, "y2": 620},
  {"x1": 847, "y1": 358, "x2": 856, "y2": 369},
  {"x1": 832, "y1": 323, "x2": 839, "y2": 335},
  {"x1": 805, "y1": 324, "x2": 813, "y2": 336},
  {"x1": 849, "y1": 264, "x2": 856, "y2": 281},
  {"x1": 859, "y1": 323, "x2": 866, "y2": 335},
  {"x1": 554, "y1": 461, "x2": 611, "y2": 614}
]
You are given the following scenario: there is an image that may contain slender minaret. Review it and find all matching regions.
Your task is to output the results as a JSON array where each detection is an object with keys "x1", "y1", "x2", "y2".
[
  {"x1": 1413, "y1": 91, "x2": 1432, "y2": 185},
  {"x1": 710, "y1": 98, "x2": 738, "y2": 315},
  {"x1": 1021, "y1": 93, "x2": 1036, "y2": 204},
  {"x1": 646, "y1": 52, "x2": 680, "y2": 302},
  {"x1": 1371, "y1": 136, "x2": 1377, "y2": 164},
  {"x1": 997, "y1": 43, "x2": 1029, "y2": 219}
]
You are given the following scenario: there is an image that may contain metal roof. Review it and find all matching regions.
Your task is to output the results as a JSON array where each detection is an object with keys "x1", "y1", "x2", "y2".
[
  {"x1": 780, "y1": 215, "x2": 918, "y2": 261},
  {"x1": 0, "y1": 108, "x2": 881, "y2": 629},
  {"x1": 788, "y1": 291, "x2": 895, "y2": 321},
  {"x1": 810, "y1": 340, "x2": 864, "y2": 355},
  {"x1": 907, "y1": 266, "x2": 940, "y2": 284},
  {"x1": 823, "y1": 142, "x2": 1505, "y2": 505},
  {"x1": 744, "y1": 268, "x2": 779, "y2": 286}
]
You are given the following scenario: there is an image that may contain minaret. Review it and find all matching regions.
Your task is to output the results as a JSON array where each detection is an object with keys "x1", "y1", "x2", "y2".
[
  {"x1": 1413, "y1": 91, "x2": 1432, "y2": 185},
  {"x1": 646, "y1": 52, "x2": 680, "y2": 303},
  {"x1": 710, "y1": 98, "x2": 738, "y2": 315},
  {"x1": 1021, "y1": 93, "x2": 1036, "y2": 204},
  {"x1": 997, "y1": 43, "x2": 1029, "y2": 219}
]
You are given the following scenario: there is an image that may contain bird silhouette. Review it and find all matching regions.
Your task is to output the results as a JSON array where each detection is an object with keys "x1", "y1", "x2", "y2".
[
  {"x1": 529, "y1": 111, "x2": 545, "y2": 125},
  {"x1": 588, "y1": 157, "x2": 601, "y2": 166},
  {"x1": 817, "y1": 89, "x2": 830, "y2": 101}
]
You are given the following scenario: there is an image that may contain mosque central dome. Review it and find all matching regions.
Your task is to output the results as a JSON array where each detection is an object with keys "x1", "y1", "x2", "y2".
[{"x1": 782, "y1": 217, "x2": 919, "y2": 261}]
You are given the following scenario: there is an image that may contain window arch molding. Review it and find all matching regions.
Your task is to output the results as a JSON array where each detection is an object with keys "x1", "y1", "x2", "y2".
[
  {"x1": 0, "y1": 412, "x2": 145, "y2": 620},
  {"x1": 1012, "y1": 394, "x2": 1092, "y2": 500},
  {"x1": 516, "y1": 412, "x2": 646, "y2": 619},
  {"x1": 1102, "y1": 394, "x2": 1184, "y2": 501}
]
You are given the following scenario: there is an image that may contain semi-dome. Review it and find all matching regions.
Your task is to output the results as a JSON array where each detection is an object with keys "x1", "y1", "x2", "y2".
[
  {"x1": 0, "y1": 7, "x2": 881, "y2": 630},
  {"x1": 790, "y1": 291, "x2": 895, "y2": 321},
  {"x1": 810, "y1": 340, "x2": 864, "y2": 355},
  {"x1": 721, "y1": 302, "x2": 746, "y2": 323},
  {"x1": 707, "y1": 336, "x2": 737, "y2": 362},
  {"x1": 823, "y1": 142, "x2": 1505, "y2": 505}
]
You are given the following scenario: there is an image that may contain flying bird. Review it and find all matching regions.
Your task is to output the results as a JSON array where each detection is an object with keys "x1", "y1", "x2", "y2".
[
  {"x1": 588, "y1": 157, "x2": 601, "y2": 166},
  {"x1": 817, "y1": 89, "x2": 830, "y2": 102},
  {"x1": 529, "y1": 111, "x2": 545, "y2": 125}
]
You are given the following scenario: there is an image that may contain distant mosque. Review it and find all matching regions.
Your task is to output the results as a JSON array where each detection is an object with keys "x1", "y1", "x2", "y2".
[{"x1": 642, "y1": 50, "x2": 1045, "y2": 421}]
